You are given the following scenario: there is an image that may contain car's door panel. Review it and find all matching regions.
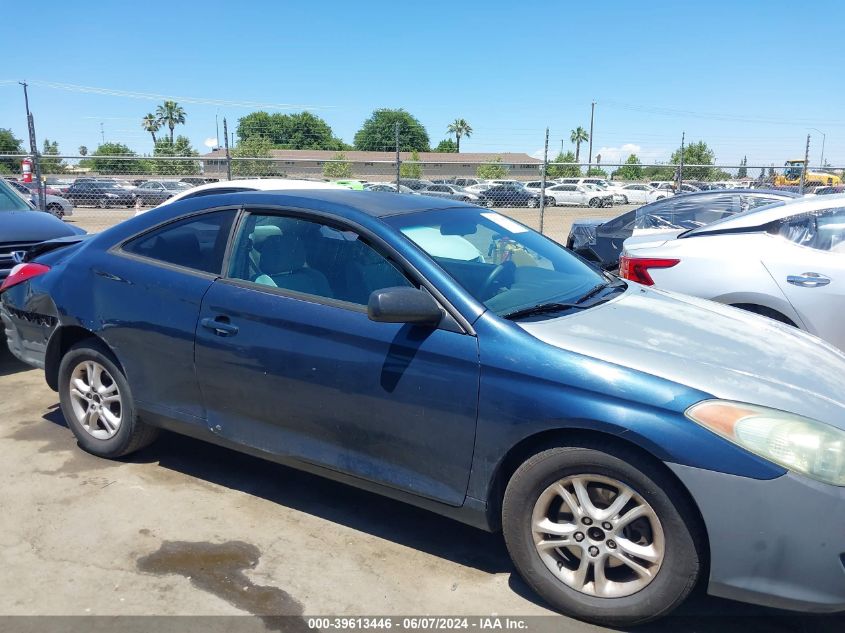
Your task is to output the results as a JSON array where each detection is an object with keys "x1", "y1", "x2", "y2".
[
  {"x1": 762, "y1": 244, "x2": 845, "y2": 350},
  {"x1": 194, "y1": 281, "x2": 480, "y2": 505}
]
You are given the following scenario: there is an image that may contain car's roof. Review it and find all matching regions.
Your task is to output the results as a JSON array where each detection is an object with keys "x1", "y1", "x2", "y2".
[
  {"x1": 685, "y1": 192, "x2": 845, "y2": 236},
  {"x1": 163, "y1": 189, "x2": 476, "y2": 219}
]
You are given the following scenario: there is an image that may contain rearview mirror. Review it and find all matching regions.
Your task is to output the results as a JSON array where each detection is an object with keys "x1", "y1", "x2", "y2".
[{"x1": 367, "y1": 287, "x2": 442, "y2": 325}]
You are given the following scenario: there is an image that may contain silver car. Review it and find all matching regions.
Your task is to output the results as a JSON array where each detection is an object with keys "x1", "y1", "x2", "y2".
[{"x1": 420, "y1": 184, "x2": 483, "y2": 204}]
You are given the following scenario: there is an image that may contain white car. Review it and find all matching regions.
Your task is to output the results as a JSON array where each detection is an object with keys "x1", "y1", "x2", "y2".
[
  {"x1": 556, "y1": 178, "x2": 627, "y2": 203},
  {"x1": 619, "y1": 194, "x2": 845, "y2": 350},
  {"x1": 545, "y1": 183, "x2": 613, "y2": 207},
  {"x1": 464, "y1": 183, "x2": 493, "y2": 195},
  {"x1": 7, "y1": 179, "x2": 73, "y2": 218},
  {"x1": 616, "y1": 184, "x2": 673, "y2": 204},
  {"x1": 136, "y1": 178, "x2": 348, "y2": 215}
]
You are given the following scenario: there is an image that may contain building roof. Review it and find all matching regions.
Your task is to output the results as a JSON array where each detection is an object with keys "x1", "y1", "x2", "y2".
[{"x1": 202, "y1": 148, "x2": 541, "y2": 163}]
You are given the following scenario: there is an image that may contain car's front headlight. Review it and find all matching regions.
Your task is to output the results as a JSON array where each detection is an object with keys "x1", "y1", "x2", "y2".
[{"x1": 686, "y1": 400, "x2": 845, "y2": 486}]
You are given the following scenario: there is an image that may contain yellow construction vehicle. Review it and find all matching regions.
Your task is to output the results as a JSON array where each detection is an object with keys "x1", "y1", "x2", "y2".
[{"x1": 774, "y1": 159, "x2": 841, "y2": 187}]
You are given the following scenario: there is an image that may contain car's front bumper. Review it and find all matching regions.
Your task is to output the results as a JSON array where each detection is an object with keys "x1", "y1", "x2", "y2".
[{"x1": 669, "y1": 462, "x2": 845, "y2": 613}]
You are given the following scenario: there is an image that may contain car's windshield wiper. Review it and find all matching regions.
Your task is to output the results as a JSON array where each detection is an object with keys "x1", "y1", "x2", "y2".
[{"x1": 502, "y1": 301, "x2": 589, "y2": 320}]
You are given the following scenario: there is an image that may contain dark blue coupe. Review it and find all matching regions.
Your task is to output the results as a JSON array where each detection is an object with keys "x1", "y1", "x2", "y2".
[{"x1": 3, "y1": 190, "x2": 845, "y2": 625}]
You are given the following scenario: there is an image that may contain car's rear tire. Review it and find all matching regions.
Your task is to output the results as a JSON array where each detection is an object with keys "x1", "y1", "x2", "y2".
[
  {"x1": 546, "y1": 197, "x2": 556, "y2": 207},
  {"x1": 47, "y1": 203, "x2": 65, "y2": 219},
  {"x1": 58, "y1": 340, "x2": 158, "y2": 458},
  {"x1": 485, "y1": 199, "x2": 495, "y2": 208},
  {"x1": 588, "y1": 198, "x2": 600, "y2": 207},
  {"x1": 502, "y1": 444, "x2": 702, "y2": 626},
  {"x1": 527, "y1": 198, "x2": 539, "y2": 208}
]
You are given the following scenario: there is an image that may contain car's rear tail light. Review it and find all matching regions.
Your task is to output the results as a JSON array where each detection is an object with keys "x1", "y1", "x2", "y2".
[
  {"x1": 619, "y1": 255, "x2": 679, "y2": 286},
  {"x1": 0, "y1": 263, "x2": 51, "y2": 293}
]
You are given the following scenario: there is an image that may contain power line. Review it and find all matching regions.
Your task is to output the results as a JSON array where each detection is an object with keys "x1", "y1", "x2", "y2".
[{"x1": 3, "y1": 80, "x2": 334, "y2": 111}]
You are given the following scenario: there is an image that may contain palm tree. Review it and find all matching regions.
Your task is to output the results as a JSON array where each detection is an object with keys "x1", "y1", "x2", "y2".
[
  {"x1": 142, "y1": 113, "x2": 160, "y2": 145},
  {"x1": 155, "y1": 100, "x2": 186, "y2": 143},
  {"x1": 570, "y1": 126, "x2": 589, "y2": 162},
  {"x1": 446, "y1": 118, "x2": 473, "y2": 153}
]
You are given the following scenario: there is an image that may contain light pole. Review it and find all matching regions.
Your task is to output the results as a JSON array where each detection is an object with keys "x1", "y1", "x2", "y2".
[{"x1": 809, "y1": 128, "x2": 826, "y2": 168}]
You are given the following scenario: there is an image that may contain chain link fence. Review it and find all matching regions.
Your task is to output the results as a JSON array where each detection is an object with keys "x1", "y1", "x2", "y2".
[{"x1": 3, "y1": 151, "x2": 844, "y2": 243}]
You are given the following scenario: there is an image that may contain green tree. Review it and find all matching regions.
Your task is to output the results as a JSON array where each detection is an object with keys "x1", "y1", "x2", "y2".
[
  {"x1": 155, "y1": 100, "x2": 186, "y2": 143},
  {"x1": 232, "y1": 136, "x2": 279, "y2": 177},
  {"x1": 90, "y1": 142, "x2": 140, "y2": 175},
  {"x1": 142, "y1": 113, "x2": 161, "y2": 145},
  {"x1": 0, "y1": 128, "x2": 24, "y2": 173},
  {"x1": 40, "y1": 139, "x2": 65, "y2": 174},
  {"x1": 153, "y1": 136, "x2": 200, "y2": 175},
  {"x1": 570, "y1": 126, "x2": 589, "y2": 162},
  {"x1": 586, "y1": 167, "x2": 608, "y2": 177},
  {"x1": 446, "y1": 118, "x2": 472, "y2": 153},
  {"x1": 237, "y1": 111, "x2": 347, "y2": 150},
  {"x1": 476, "y1": 156, "x2": 508, "y2": 179},
  {"x1": 642, "y1": 164, "x2": 676, "y2": 180},
  {"x1": 78, "y1": 145, "x2": 88, "y2": 157},
  {"x1": 546, "y1": 151, "x2": 580, "y2": 178},
  {"x1": 615, "y1": 154, "x2": 643, "y2": 180},
  {"x1": 434, "y1": 138, "x2": 458, "y2": 153},
  {"x1": 400, "y1": 150, "x2": 423, "y2": 178},
  {"x1": 737, "y1": 155, "x2": 748, "y2": 178},
  {"x1": 767, "y1": 165, "x2": 775, "y2": 178},
  {"x1": 670, "y1": 140, "x2": 716, "y2": 180},
  {"x1": 322, "y1": 152, "x2": 353, "y2": 178},
  {"x1": 354, "y1": 109, "x2": 430, "y2": 152}
]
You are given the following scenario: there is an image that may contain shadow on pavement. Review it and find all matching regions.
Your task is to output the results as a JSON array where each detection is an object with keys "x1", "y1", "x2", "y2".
[
  {"x1": 0, "y1": 345, "x2": 32, "y2": 377},
  {"x1": 37, "y1": 412, "x2": 845, "y2": 631}
]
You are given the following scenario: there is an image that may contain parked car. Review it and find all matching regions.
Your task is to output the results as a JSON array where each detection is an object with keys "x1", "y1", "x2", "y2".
[
  {"x1": 132, "y1": 180, "x2": 193, "y2": 206},
  {"x1": 64, "y1": 181, "x2": 136, "y2": 208},
  {"x1": 398, "y1": 178, "x2": 435, "y2": 191},
  {"x1": 44, "y1": 177, "x2": 74, "y2": 194},
  {"x1": 544, "y1": 183, "x2": 612, "y2": 208},
  {"x1": 452, "y1": 178, "x2": 485, "y2": 188},
  {"x1": 478, "y1": 184, "x2": 540, "y2": 207},
  {"x1": 4, "y1": 190, "x2": 845, "y2": 625},
  {"x1": 420, "y1": 184, "x2": 483, "y2": 203},
  {"x1": 567, "y1": 189, "x2": 797, "y2": 269},
  {"x1": 0, "y1": 178, "x2": 84, "y2": 284},
  {"x1": 811, "y1": 185, "x2": 845, "y2": 196},
  {"x1": 620, "y1": 193, "x2": 845, "y2": 350},
  {"x1": 7, "y1": 180, "x2": 74, "y2": 218},
  {"x1": 615, "y1": 184, "x2": 672, "y2": 205},
  {"x1": 137, "y1": 178, "x2": 349, "y2": 215},
  {"x1": 364, "y1": 183, "x2": 416, "y2": 193},
  {"x1": 19, "y1": 181, "x2": 63, "y2": 197},
  {"x1": 180, "y1": 177, "x2": 219, "y2": 186},
  {"x1": 464, "y1": 182, "x2": 493, "y2": 195}
]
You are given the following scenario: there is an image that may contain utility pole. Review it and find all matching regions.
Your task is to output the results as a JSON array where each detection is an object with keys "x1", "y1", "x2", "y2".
[
  {"x1": 539, "y1": 127, "x2": 549, "y2": 235},
  {"x1": 223, "y1": 118, "x2": 232, "y2": 181},
  {"x1": 677, "y1": 132, "x2": 685, "y2": 191},
  {"x1": 587, "y1": 100, "x2": 596, "y2": 171},
  {"x1": 809, "y1": 128, "x2": 826, "y2": 168},
  {"x1": 215, "y1": 111, "x2": 220, "y2": 150},
  {"x1": 560, "y1": 139, "x2": 564, "y2": 156},
  {"x1": 799, "y1": 134, "x2": 810, "y2": 194},
  {"x1": 100, "y1": 122, "x2": 105, "y2": 144},
  {"x1": 19, "y1": 81, "x2": 45, "y2": 211},
  {"x1": 395, "y1": 121, "x2": 401, "y2": 189}
]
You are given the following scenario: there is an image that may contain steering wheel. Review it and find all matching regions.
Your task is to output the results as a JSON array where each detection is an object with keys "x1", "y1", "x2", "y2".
[{"x1": 479, "y1": 260, "x2": 516, "y2": 300}]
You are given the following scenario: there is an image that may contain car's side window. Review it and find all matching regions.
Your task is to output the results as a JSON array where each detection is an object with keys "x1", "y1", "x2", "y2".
[
  {"x1": 778, "y1": 207, "x2": 845, "y2": 252},
  {"x1": 227, "y1": 213, "x2": 413, "y2": 306},
  {"x1": 122, "y1": 210, "x2": 236, "y2": 274}
]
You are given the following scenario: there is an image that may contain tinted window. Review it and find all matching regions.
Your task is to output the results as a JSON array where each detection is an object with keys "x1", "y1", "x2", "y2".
[
  {"x1": 778, "y1": 207, "x2": 845, "y2": 252},
  {"x1": 0, "y1": 179, "x2": 32, "y2": 212},
  {"x1": 227, "y1": 213, "x2": 412, "y2": 305},
  {"x1": 123, "y1": 210, "x2": 235, "y2": 273}
]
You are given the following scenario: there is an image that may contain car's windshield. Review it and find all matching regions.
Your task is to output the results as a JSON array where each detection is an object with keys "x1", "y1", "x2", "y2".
[
  {"x1": 384, "y1": 208, "x2": 607, "y2": 316},
  {"x1": 162, "y1": 181, "x2": 189, "y2": 190},
  {"x1": 0, "y1": 179, "x2": 33, "y2": 212}
]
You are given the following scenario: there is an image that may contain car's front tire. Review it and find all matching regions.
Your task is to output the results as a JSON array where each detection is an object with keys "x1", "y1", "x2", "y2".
[
  {"x1": 58, "y1": 340, "x2": 158, "y2": 458},
  {"x1": 502, "y1": 444, "x2": 702, "y2": 626}
]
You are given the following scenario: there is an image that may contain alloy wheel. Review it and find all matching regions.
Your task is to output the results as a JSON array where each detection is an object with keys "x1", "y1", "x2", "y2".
[
  {"x1": 531, "y1": 474, "x2": 665, "y2": 598},
  {"x1": 68, "y1": 360, "x2": 123, "y2": 440}
]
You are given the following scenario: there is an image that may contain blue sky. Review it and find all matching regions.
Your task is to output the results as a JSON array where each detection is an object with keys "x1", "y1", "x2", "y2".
[{"x1": 2, "y1": 0, "x2": 844, "y2": 168}]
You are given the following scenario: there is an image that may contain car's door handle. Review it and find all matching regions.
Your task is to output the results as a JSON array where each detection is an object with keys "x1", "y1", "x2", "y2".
[
  {"x1": 787, "y1": 273, "x2": 831, "y2": 288},
  {"x1": 200, "y1": 316, "x2": 239, "y2": 336}
]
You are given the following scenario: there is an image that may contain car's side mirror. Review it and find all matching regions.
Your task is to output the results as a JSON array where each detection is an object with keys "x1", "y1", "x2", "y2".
[{"x1": 367, "y1": 287, "x2": 443, "y2": 325}]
